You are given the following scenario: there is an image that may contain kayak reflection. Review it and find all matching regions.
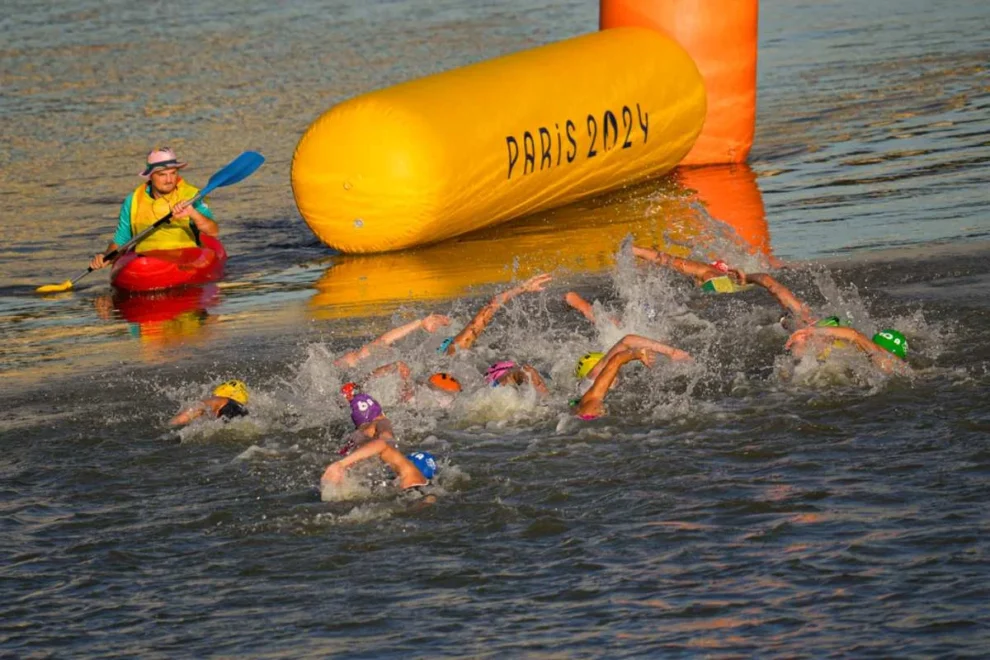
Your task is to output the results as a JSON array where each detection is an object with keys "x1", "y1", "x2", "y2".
[{"x1": 94, "y1": 284, "x2": 221, "y2": 358}]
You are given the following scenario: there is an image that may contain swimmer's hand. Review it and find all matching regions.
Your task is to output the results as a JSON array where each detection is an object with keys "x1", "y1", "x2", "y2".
[
  {"x1": 634, "y1": 348, "x2": 656, "y2": 368},
  {"x1": 785, "y1": 327, "x2": 815, "y2": 353},
  {"x1": 519, "y1": 273, "x2": 552, "y2": 293},
  {"x1": 727, "y1": 267, "x2": 748, "y2": 285},
  {"x1": 421, "y1": 314, "x2": 451, "y2": 333},
  {"x1": 668, "y1": 348, "x2": 693, "y2": 363},
  {"x1": 321, "y1": 463, "x2": 346, "y2": 486}
]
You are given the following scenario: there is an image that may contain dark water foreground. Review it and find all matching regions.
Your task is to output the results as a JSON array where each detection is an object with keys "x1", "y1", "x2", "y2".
[{"x1": 3, "y1": 241, "x2": 989, "y2": 657}]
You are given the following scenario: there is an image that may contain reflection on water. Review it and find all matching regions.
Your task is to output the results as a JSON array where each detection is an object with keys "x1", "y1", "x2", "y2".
[{"x1": 310, "y1": 164, "x2": 770, "y2": 317}]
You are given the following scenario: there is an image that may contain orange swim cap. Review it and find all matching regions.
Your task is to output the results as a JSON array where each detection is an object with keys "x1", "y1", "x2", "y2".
[
  {"x1": 340, "y1": 382, "x2": 358, "y2": 400},
  {"x1": 427, "y1": 372, "x2": 462, "y2": 393}
]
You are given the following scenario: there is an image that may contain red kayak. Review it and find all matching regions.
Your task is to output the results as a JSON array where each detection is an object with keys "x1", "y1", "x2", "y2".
[{"x1": 111, "y1": 235, "x2": 227, "y2": 292}]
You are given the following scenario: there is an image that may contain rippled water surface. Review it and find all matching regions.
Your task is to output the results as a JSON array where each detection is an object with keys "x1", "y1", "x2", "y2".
[{"x1": 2, "y1": 0, "x2": 989, "y2": 657}]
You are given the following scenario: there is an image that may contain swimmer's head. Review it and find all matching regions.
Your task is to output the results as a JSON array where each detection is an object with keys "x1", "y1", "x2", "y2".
[
  {"x1": 574, "y1": 352, "x2": 605, "y2": 379},
  {"x1": 711, "y1": 259, "x2": 730, "y2": 274},
  {"x1": 349, "y1": 393, "x2": 382, "y2": 427},
  {"x1": 484, "y1": 360, "x2": 516, "y2": 386},
  {"x1": 406, "y1": 451, "x2": 437, "y2": 480},
  {"x1": 872, "y1": 329, "x2": 907, "y2": 359},
  {"x1": 815, "y1": 315, "x2": 844, "y2": 328},
  {"x1": 427, "y1": 372, "x2": 462, "y2": 393},
  {"x1": 340, "y1": 382, "x2": 358, "y2": 401},
  {"x1": 213, "y1": 379, "x2": 248, "y2": 405},
  {"x1": 437, "y1": 336, "x2": 455, "y2": 355}
]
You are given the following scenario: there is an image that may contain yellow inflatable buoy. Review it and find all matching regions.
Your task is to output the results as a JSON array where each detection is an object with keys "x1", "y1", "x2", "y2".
[{"x1": 292, "y1": 27, "x2": 706, "y2": 254}]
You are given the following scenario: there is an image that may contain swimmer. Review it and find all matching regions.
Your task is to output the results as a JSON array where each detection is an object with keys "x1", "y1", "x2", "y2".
[
  {"x1": 635, "y1": 244, "x2": 823, "y2": 327},
  {"x1": 484, "y1": 360, "x2": 550, "y2": 396},
  {"x1": 785, "y1": 325, "x2": 911, "y2": 375},
  {"x1": 344, "y1": 365, "x2": 463, "y2": 406},
  {"x1": 632, "y1": 245, "x2": 748, "y2": 289},
  {"x1": 575, "y1": 334, "x2": 691, "y2": 392},
  {"x1": 438, "y1": 273, "x2": 552, "y2": 355},
  {"x1": 572, "y1": 348, "x2": 655, "y2": 420},
  {"x1": 334, "y1": 313, "x2": 451, "y2": 368},
  {"x1": 169, "y1": 379, "x2": 249, "y2": 426},
  {"x1": 321, "y1": 439, "x2": 438, "y2": 492},
  {"x1": 337, "y1": 393, "x2": 395, "y2": 455}
]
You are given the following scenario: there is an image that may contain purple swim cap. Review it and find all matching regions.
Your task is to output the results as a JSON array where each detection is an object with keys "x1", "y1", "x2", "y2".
[
  {"x1": 350, "y1": 393, "x2": 382, "y2": 427},
  {"x1": 485, "y1": 360, "x2": 516, "y2": 386}
]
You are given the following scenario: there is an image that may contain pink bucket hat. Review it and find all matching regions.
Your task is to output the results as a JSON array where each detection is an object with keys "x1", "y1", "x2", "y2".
[{"x1": 140, "y1": 147, "x2": 188, "y2": 177}]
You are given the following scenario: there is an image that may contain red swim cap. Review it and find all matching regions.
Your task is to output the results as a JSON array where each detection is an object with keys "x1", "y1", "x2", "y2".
[
  {"x1": 427, "y1": 372, "x2": 462, "y2": 393},
  {"x1": 340, "y1": 382, "x2": 358, "y2": 401}
]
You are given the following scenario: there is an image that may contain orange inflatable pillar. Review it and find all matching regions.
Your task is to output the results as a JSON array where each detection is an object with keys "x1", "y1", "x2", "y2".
[
  {"x1": 677, "y1": 164, "x2": 772, "y2": 259},
  {"x1": 600, "y1": 0, "x2": 757, "y2": 165}
]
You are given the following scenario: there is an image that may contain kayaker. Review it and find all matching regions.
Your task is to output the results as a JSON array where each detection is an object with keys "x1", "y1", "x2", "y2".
[
  {"x1": 169, "y1": 379, "x2": 249, "y2": 426},
  {"x1": 90, "y1": 147, "x2": 218, "y2": 270}
]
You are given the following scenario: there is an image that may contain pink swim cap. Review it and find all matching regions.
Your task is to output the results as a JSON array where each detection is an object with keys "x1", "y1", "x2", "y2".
[{"x1": 484, "y1": 361, "x2": 516, "y2": 386}]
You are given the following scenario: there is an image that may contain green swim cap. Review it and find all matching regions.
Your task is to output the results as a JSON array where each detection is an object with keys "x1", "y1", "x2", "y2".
[{"x1": 872, "y1": 329, "x2": 907, "y2": 359}]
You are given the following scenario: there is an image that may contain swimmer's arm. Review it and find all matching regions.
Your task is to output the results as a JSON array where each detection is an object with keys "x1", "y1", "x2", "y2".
[
  {"x1": 747, "y1": 272, "x2": 815, "y2": 326},
  {"x1": 324, "y1": 438, "x2": 391, "y2": 482},
  {"x1": 336, "y1": 315, "x2": 451, "y2": 367},
  {"x1": 168, "y1": 397, "x2": 225, "y2": 426},
  {"x1": 368, "y1": 361, "x2": 414, "y2": 401},
  {"x1": 449, "y1": 273, "x2": 552, "y2": 352},
  {"x1": 588, "y1": 335, "x2": 690, "y2": 380},
  {"x1": 369, "y1": 360, "x2": 411, "y2": 380},
  {"x1": 576, "y1": 348, "x2": 653, "y2": 418},
  {"x1": 502, "y1": 365, "x2": 550, "y2": 396},
  {"x1": 564, "y1": 291, "x2": 620, "y2": 327},
  {"x1": 322, "y1": 438, "x2": 426, "y2": 488},
  {"x1": 632, "y1": 245, "x2": 721, "y2": 283}
]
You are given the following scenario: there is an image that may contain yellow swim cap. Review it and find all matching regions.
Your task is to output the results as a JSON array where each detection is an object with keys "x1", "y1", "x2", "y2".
[
  {"x1": 213, "y1": 379, "x2": 249, "y2": 405},
  {"x1": 575, "y1": 352, "x2": 605, "y2": 379}
]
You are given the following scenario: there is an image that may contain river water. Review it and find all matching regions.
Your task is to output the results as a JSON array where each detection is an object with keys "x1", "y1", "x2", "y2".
[{"x1": 2, "y1": 0, "x2": 989, "y2": 657}]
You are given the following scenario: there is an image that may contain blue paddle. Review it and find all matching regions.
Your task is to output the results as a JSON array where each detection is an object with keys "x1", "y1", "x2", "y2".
[{"x1": 37, "y1": 151, "x2": 265, "y2": 293}]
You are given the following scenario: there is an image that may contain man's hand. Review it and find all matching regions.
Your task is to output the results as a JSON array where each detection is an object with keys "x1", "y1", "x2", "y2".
[
  {"x1": 89, "y1": 253, "x2": 110, "y2": 270},
  {"x1": 171, "y1": 199, "x2": 193, "y2": 220}
]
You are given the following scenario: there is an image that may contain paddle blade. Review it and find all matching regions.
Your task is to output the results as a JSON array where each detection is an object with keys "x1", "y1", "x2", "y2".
[
  {"x1": 199, "y1": 151, "x2": 265, "y2": 198},
  {"x1": 36, "y1": 280, "x2": 74, "y2": 294}
]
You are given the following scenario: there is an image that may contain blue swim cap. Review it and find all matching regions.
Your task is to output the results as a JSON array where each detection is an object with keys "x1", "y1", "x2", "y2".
[
  {"x1": 406, "y1": 451, "x2": 437, "y2": 480},
  {"x1": 437, "y1": 336, "x2": 455, "y2": 355}
]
